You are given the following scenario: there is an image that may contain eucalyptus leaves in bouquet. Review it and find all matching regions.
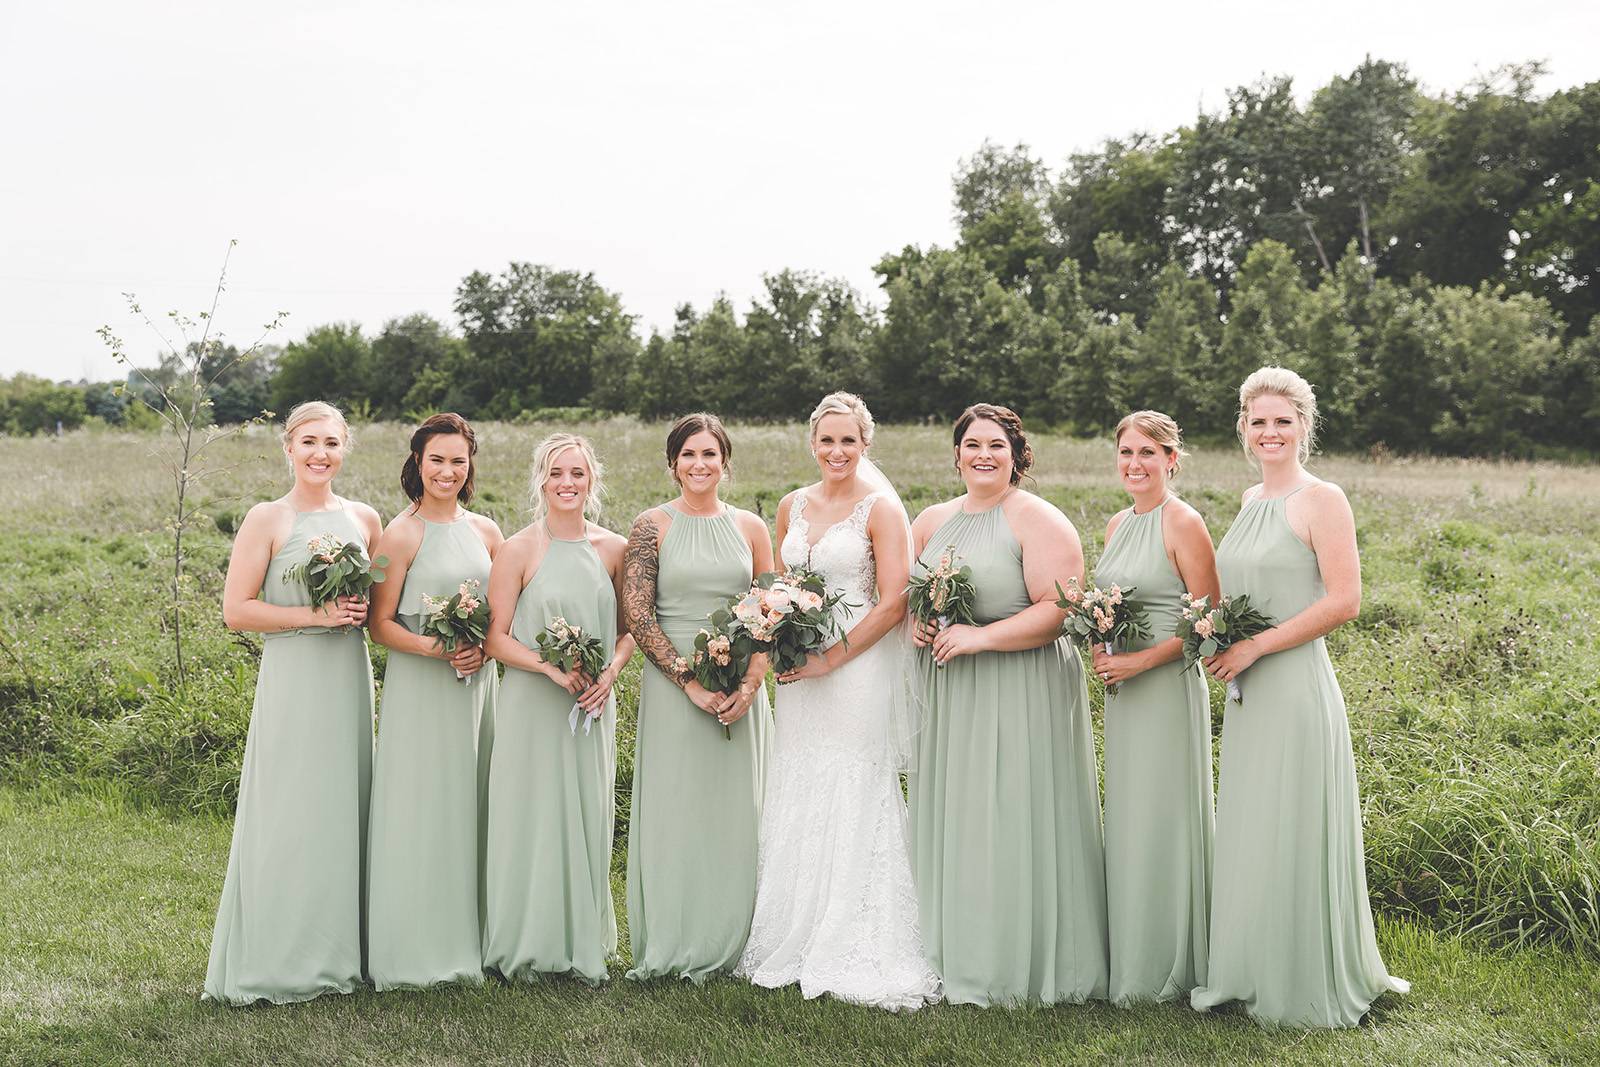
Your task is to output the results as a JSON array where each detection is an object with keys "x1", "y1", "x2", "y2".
[
  {"x1": 420, "y1": 578, "x2": 491, "y2": 683},
  {"x1": 1055, "y1": 578, "x2": 1152, "y2": 694},
  {"x1": 1175, "y1": 592, "x2": 1274, "y2": 702},
  {"x1": 535, "y1": 616, "x2": 609, "y2": 733},
  {"x1": 282, "y1": 533, "x2": 389, "y2": 629}
]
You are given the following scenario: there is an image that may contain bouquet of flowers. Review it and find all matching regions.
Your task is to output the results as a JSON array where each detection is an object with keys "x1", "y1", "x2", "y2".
[
  {"x1": 906, "y1": 547, "x2": 977, "y2": 665},
  {"x1": 730, "y1": 567, "x2": 851, "y2": 675},
  {"x1": 535, "y1": 616, "x2": 609, "y2": 733},
  {"x1": 1175, "y1": 592, "x2": 1274, "y2": 702},
  {"x1": 282, "y1": 532, "x2": 388, "y2": 629},
  {"x1": 420, "y1": 578, "x2": 491, "y2": 683},
  {"x1": 1056, "y1": 578, "x2": 1153, "y2": 695},
  {"x1": 686, "y1": 614, "x2": 761, "y2": 741}
]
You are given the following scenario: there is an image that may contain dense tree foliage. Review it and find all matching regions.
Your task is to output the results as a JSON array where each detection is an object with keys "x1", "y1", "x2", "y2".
[{"x1": 14, "y1": 61, "x2": 1597, "y2": 457}]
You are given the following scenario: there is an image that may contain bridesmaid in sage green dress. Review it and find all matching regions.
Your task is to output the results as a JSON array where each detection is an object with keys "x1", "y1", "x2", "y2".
[
  {"x1": 482, "y1": 433, "x2": 634, "y2": 985},
  {"x1": 909, "y1": 404, "x2": 1108, "y2": 1006},
  {"x1": 366, "y1": 414, "x2": 503, "y2": 990},
  {"x1": 1090, "y1": 411, "x2": 1220, "y2": 1006},
  {"x1": 622, "y1": 413, "x2": 774, "y2": 983},
  {"x1": 205, "y1": 401, "x2": 383, "y2": 1005},
  {"x1": 1192, "y1": 368, "x2": 1408, "y2": 1028}
]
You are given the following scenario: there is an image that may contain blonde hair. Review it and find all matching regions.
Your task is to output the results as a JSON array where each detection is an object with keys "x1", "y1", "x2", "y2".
[
  {"x1": 528, "y1": 433, "x2": 604, "y2": 525},
  {"x1": 1115, "y1": 410, "x2": 1188, "y2": 477},
  {"x1": 280, "y1": 400, "x2": 351, "y2": 451},
  {"x1": 808, "y1": 391, "x2": 875, "y2": 448},
  {"x1": 1236, "y1": 366, "x2": 1318, "y2": 464}
]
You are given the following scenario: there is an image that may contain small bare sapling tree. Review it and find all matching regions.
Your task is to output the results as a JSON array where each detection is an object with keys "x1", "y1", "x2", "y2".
[{"x1": 97, "y1": 240, "x2": 287, "y2": 686}]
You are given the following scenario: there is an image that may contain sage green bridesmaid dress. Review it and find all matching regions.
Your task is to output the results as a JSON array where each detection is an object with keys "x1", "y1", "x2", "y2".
[
  {"x1": 483, "y1": 534, "x2": 618, "y2": 985},
  {"x1": 204, "y1": 506, "x2": 376, "y2": 1005},
  {"x1": 1095, "y1": 499, "x2": 1213, "y2": 1005},
  {"x1": 626, "y1": 504, "x2": 770, "y2": 983},
  {"x1": 366, "y1": 516, "x2": 496, "y2": 990},
  {"x1": 1191, "y1": 484, "x2": 1408, "y2": 1028},
  {"x1": 909, "y1": 501, "x2": 1109, "y2": 1006}
]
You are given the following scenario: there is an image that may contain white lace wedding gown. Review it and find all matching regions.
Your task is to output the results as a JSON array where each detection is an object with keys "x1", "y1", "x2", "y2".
[{"x1": 735, "y1": 491, "x2": 941, "y2": 1011}]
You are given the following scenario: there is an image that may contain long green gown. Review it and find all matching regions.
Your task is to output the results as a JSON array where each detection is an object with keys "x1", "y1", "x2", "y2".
[
  {"x1": 483, "y1": 534, "x2": 618, "y2": 985},
  {"x1": 203, "y1": 506, "x2": 376, "y2": 1005},
  {"x1": 1095, "y1": 499, "x2": 1213, "y2": 1005},
  {"x1": 626, "y1": 504, "x2": 770, "y2": 983},
  {"x1": 909, "y1": 501, "x2": 1109, "y2": 1006},
  {"x1": 1191, "y1": 484, "x2": 1408, "y2": 1028},
  {"x1": 366, "y1": 515, "x2": 496, "y2": 990}
]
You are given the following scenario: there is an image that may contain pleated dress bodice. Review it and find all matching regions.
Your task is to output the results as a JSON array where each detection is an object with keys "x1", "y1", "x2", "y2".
[
  {"x1": 260, "y1": 507, "x2": 373, "y2": 639},
  {"x1": 1215, "y1": 494, "x2": 1323, "y2": 649},
  {"x1": 1094, "y1": 498, "x2": 1213, "y2": 1005},
  {"x1": 394, "y1": 516, "x2": 494, "y2": 634},
  {"x1": 509, "y1": 536, "x2": 616, "y2": 660},
  {"x1": 655, "y1": 504, "x2": 753, "y2": 647},
  {"x1": 1095, "y1": 500, "x2": 1186, "y2": 654},
  {"x1": 918, "y1": 503, "x2": 1032, "y2": 624}
]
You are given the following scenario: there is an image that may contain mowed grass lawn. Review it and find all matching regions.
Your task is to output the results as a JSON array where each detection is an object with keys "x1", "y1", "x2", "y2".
[
  {"x1": 3, "y1": 788, "x2": 1598, "y2": 1065},
  {"x1": 2, "y1": 420, "x2": 1598, "y2": 1064}
]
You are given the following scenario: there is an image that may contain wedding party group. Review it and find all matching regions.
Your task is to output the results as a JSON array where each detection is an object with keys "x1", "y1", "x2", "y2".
[{"x1": 200, "y1": 364, "x2": 1409, "y2": 1031}]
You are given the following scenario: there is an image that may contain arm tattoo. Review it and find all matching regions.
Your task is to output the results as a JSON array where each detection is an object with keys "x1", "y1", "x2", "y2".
[{"x1": 623, "y1": 513, "x2": 689, "y2": 688}]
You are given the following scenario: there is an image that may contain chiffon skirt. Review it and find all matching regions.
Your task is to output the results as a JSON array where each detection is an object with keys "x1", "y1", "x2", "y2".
[
  {"x1": 910, "y1": 638, "x2": 1109, "y2": 1006},
  {"x1": 483, "y1": 666, "x2": 617, "y2": 985},
  {"x1": 203, "y1": 631, "x2": 374, "y2": 1005}
]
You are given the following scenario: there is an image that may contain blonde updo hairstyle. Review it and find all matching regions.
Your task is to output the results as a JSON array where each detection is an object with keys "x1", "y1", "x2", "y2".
[
  {"x1": 808, "y1": 391, "x2": 876, "y2": 448},
  {"x1": 1236, "y1": 366, "x2": 1318, "y2": 465},
  {"x1": 1114, "y1": 410, "x2": 1189, "y2": 478},
  {"x1": 280, "y1": 400, "x2": 351, "y2": 465},
  {"x1": 528, "y1": 432, "x2": 605, "y2": 525}
]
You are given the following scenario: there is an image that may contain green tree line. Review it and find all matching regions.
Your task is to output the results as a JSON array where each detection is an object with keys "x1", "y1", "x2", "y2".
[{"x1": 10, "y1": 59, "x2": 1597, "y2": 456}]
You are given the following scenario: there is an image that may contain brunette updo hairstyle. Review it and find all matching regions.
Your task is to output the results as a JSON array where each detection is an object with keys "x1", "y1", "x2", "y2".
[
  {"x1": 952, "y1": 403, "x2": 1034, "y2": 486},
  {"x1": 665, "y1": 412, "x2": 733, "y2": 485},
  {"x1": 400, "y1": 412, "x2": 478, "y2": 504}
]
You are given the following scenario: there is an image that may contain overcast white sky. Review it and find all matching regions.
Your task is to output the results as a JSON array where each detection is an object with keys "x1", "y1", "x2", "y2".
[{"x1": 3, "y1": 0, "x2": 1598, "y2": 381}]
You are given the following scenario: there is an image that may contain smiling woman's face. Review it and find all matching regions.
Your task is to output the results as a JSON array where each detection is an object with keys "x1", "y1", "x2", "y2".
[
  {"x1": 956, "y1": 418, "x2": 1013, "y2": 491},
  {"x1": 285, "y1": 417, "x2": 346, "y2": 484}
]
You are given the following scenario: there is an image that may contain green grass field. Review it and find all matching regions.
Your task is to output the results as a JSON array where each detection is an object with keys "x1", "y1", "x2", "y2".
[{"x1": 1, "y1": 419, "x2": 1598, "y2": 1064}]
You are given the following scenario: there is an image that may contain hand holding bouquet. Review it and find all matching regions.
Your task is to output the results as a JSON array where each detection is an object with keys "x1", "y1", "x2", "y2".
[
  {"x1": 283, "y1": 533, "x2": 389, "y2": 630},
  {"x1": 1056, "y1": 578, "x2": 1152, "y2": 695},
  {"x1": 535, "y1": 616, "x2": 609, "y2": 733},
  {"x1": 688, "y1": 614, "x2": 760, "y2": 741},
  {"x1": 420, "y1": 578, "x2": 491, "y2": 683},
  {"x1": 733, "y1": 567, "x2": 852, "y2": 676},
  {"x1": 1175, "y1": 593, "x2": 1274, "y2": 702},
  {"x1": 906, "y1": 547, "x2": 977, "y2": 665}
]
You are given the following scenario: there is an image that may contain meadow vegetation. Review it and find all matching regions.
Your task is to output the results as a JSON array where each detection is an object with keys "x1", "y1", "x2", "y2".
[{"x1": 1, "y1": 420, "x2": 1597, "y2": 1062}]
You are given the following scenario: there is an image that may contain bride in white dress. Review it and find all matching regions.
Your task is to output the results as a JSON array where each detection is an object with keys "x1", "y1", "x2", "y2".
[{"x1": 735, "y1": 392, "x2": 941, "y2": 1011}]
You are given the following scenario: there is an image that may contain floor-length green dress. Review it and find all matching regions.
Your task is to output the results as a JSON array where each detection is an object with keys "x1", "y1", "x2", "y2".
[
  {"x1": 366, "y1": 516, "x2": 496, "y2": 990},
  {"x1": 1095, "y1": 500, "x2": 1213, "y2": 1005},
  {"x1": 483, "y1": 534, "x2": 618, "y2": 984},
  {"x1": 1191, "y1": 484, "x2": 1408, "y2": 1028},
  {"x1": 909, "y1": 501, "x2": 1109, "y2": 1006},
  {"x1": 204, "y1": 507, "x2": 376, "y2": 1005},
  {"x1": 626, "y1": 504, "x2": 770, "y2": 982}
]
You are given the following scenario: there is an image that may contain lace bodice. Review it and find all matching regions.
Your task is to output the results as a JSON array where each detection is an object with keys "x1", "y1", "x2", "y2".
[{"x1": 781, "y1": 491, "x2": 881, "y2": 609}]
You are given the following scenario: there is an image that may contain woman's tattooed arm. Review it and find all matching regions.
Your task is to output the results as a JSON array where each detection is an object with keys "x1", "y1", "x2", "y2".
[{"x1": 623, "y1": 510, "x2": 689, "y2": 687}]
